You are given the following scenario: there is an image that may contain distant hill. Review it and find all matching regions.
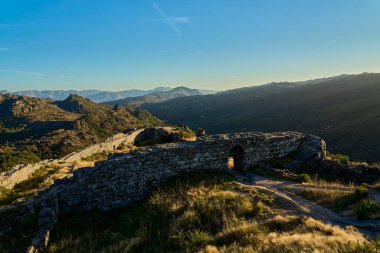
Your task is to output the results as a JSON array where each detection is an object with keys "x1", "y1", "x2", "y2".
[
  {"x1": 1, "y1": 87, "x2": 218, "y2": 103},
  {"x1": 143, "y1": 73, "x2": 380, "y2": 162},
  {"x1": 105, "y1": 86, "x2": 204, "y2": 108},
  {"x1": 0, "y1": 93, "x2": 162, "y2": 169},
  {"x1": 0, "y1": 87, "x2": 172, "y2": 103}
]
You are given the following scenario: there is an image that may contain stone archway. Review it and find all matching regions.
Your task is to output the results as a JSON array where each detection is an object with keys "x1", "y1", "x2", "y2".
[{"x1": 228, "y1": 145, "x2": 245, "y2": 171}]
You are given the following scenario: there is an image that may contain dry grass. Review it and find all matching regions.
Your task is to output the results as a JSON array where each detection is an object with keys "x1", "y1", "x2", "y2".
[
  {"x1": 201, "y1": 216, "x2": 372, "y2": 253},
  {"x1": 46, "y1": 171, "x2": 377, "y2": 253}
]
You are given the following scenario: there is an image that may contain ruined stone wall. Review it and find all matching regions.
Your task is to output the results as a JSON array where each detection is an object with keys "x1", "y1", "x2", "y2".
[
  {"x1": 0, "y1": 160, "x2": 57, "y2": 189},
  {"x1": 62, "y1": 130, "x2": 144, "y2": 163},
  {"x1": 23, "y1": 131, "x2": 326, "y2": 251},
  {"x1": 0, "y1": 130, "x2": 145, "y2": 189},
  {"x1": 46, "y1": 132, "x2": 325, "y2": 212}
]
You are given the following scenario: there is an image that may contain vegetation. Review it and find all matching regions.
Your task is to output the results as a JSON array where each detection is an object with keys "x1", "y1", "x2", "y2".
[
  {"x1": 297, "y1": 186, "x2": 375, "y2": 219},
  {"x1": 329, "y1": 153, "x2": 350, "y2": 163},
  {"x1": 353, "y1": 199, "x2": 380, "y2": 220},
  {"x1": 0, "y1": 165, "x2": 55, "y2": 206},
  {"x1": 0, "y1": 147, "x2": 41, "y2": 172},
  {"x1": 0, "y1": 206, "x2": 39, "y2": 253},
  {"x1": 46, "y1": 170, "x2": 375, "y2": 253},
  {"x1": 143, "y1": 73, "x2": 380, "y2": 163},
  {"x1": 176, "y1": 126, "x2": 196, "y2": 140},
  {"x1": 0, "y1": 93, "x2": 162, "y2": 171},
  {"x1": 81, "y1": 151, "x2": 111, "y2": 162}
]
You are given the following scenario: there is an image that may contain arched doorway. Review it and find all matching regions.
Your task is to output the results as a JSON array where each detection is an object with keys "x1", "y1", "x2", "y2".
[{"x1": 228, "y1": 146, "x2": 245, "y2": 171}]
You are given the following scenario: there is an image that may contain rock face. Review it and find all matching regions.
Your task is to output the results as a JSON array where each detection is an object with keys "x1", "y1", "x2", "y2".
[{"x1": 23, "y1": 131, "x2": 326, "y2": 252}]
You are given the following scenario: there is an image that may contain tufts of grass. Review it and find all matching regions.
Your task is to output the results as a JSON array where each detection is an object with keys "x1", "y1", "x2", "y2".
[
  {"x1": 329, "y1": 153, "x2": 350, "y2": 163},
  {"x1": 45, "y1": 170, "x2": 376, "y2": 253},
  {"x1": 297, "y1": 186, "x2": 368, "y2": 213},
  {"x1": 353, "y1": 199, "x2": 380, "y2": 220},
  {"x1": 81, "y1": 151, "x2": 110, "y2": 162}
]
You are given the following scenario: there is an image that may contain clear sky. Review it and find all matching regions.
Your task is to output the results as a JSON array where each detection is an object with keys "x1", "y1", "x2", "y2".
[{"x1": 1, "y1": 0, "x2": 380, "y2": 91}]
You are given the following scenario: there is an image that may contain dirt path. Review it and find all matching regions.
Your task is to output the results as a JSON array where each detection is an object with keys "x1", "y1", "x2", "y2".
[{"x1": 231, "y1": 171, "x2": 380, "y2": 239}]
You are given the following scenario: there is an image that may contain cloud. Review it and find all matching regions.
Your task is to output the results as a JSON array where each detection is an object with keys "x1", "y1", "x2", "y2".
[
  {"x1": 0, "y1": 68, "x2": 23, "y2": 74},
  {"x1": 0, "y1": 68, "x2": 45, "y2": 78},
  {"x1": 0, "y1": 48, "x2": 10, "y2": 52},
  {"x1": 152, "y1": 3, "x2": 189, "y2": 37}
]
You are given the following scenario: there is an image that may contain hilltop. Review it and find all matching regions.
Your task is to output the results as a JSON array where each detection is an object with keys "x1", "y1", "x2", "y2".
[
  {"x1": 143, "y1": 73, "x2": 380, "y2": 162},
  {"x1": 0, "y1": 93, "x2": 162, "y2": 171}
]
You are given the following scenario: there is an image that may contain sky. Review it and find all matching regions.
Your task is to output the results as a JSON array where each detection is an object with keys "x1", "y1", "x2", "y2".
[{"x1": 1, "y1": 0, "x2": 380, "y2": 91}]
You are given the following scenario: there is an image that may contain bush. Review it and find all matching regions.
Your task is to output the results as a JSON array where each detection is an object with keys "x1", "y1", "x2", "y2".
[
  {"x1": 353, "y1": 199, "x2": 380, "y2": 220},
  {"x1": 329, "y1": 153, "x2": 350, "y2": 163},
  {"x1": 300, "y1": 173, "x2": 312, "y2": 183}
]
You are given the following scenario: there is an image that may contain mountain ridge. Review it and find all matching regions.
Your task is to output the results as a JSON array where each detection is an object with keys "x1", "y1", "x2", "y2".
[{"x1": 143, "y1": 72, "x2": 380, "y2": 162}]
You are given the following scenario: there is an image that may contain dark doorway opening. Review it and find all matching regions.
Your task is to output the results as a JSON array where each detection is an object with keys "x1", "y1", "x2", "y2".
[{"x1": 228, "y1": 146, "x2": 245, "y2": 171}]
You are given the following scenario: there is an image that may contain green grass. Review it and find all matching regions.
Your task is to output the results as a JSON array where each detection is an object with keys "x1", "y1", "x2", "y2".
[
  {"x1": 328, "y1": 153, "x2": 350, "y2": 163},
  {"x1": 0, "y1": 148, "x2": 41, "y2": 172},
  {"x1": 353, "y1": 199, "x2": 380, "y2": 220}
]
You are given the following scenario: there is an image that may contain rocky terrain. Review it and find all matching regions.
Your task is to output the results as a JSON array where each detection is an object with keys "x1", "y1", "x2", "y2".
[{"x1": 0, "y1": 93, "x2": 162, "y2": 171}]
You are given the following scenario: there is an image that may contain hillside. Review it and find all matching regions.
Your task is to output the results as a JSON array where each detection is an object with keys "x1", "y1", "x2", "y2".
[
  {"x1": 2, "y1": 170, "x2": 371, "y2": 253},
  {"x1": 144, "y1": 73, "x2": 380, "y2": 162},
  {"x1": 0, "y1": 93, "x2": 162, "y2": 171},
  {"x1": 105, "y1": 86, "x2": 204, "y2": 108}
]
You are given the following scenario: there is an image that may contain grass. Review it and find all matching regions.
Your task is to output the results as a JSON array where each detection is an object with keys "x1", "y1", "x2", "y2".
[
  {"x1": 81, "y1": 151, "x2": 111, "y2": 162},
  {"x1": 0, "y1": 206, "x2": 39, "y2": 253},
  {"x1": 0, "y1": 165, "x2": 56, "y2": 207},
  {"x1": 353, "y1": 199, "x2": 380, "y2": 220},
  {"x1": 328, "y1": 152, "x2": 350, "y2": 163},
  {"x1": 175, "y1": 126, "x2": 196, "y2": 140},
  {"x1": 46, "y1": 170, "x2": 375, "y2": 253},
  {"x1": 297, "y1": 186, "x2": 375, "y2": 218}
]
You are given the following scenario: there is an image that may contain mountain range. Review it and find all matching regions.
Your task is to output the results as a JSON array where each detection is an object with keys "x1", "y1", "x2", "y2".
[
  {"x1": 104, "y1": 86, "x2": 204, "y2": 108},
  {"x1": 0, "y1": 87, "x2": 217, "y2": 103},
  {"x1": 142, "y1": 73, "x2": 380, "y2": 163}
]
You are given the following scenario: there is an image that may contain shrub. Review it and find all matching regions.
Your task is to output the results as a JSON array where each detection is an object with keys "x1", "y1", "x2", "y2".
[
  {"x1": 329, "y1": 153, "x2": 350, "y2": 163},
  {"x1": 300, "y1": 173, "x2": 312, "y2": 183},
  {"x1": 353, "y1": 199, "x2": 380, "y2": 220}
]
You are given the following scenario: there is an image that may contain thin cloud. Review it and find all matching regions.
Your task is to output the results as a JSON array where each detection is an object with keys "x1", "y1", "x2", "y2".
[
  {"x1": 152, "y1": 3, "x2": 189, "y2": 37},
  {"x1": 0, "y1": 48, "x2": 10, "y2": 52},
  {"x1": 0, "y1": 68, "x2": 23, "y2": 74}
]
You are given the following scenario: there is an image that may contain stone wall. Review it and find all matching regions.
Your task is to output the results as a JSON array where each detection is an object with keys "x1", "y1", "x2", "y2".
[
  {"x1": 0, "y1": 130, "x2": 145, "y2": 189},
  {"x1": 0, "y1": 160, "x2": 56, "y2": 189},
  {"x1": 54, "y1": 132, "x2": 323, "y2": 212},
  {"x1": 21, "y1": 131, "x2": 326, "y2": 252}
]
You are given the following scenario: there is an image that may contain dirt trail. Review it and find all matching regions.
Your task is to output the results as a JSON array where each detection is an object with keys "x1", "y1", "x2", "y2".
[{"x1": 231, "y1": 171, "x2": 380, "y2": 239}]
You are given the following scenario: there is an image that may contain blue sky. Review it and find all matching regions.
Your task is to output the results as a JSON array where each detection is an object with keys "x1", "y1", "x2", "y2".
[{"x1": 1, "y1": 0, "x2": 380, "y2": 91}]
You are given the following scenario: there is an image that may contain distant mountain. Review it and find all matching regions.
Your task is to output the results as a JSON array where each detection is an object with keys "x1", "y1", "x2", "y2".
[
  {"x1": 1, "y1": 87, "x2": 218, "y2": 103},
  {"x1": 105, "y1": 86, "x2": 204, "y2": 108},
  {"x1": 143, "y1": 73, "x2": 380, "y2": 162},
  {"x1": 0, "y1": 93, "x2": 162, "y2": 166},
  {"x1": 0, "y1": 87, "x2": 173, "y2": 103}
]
